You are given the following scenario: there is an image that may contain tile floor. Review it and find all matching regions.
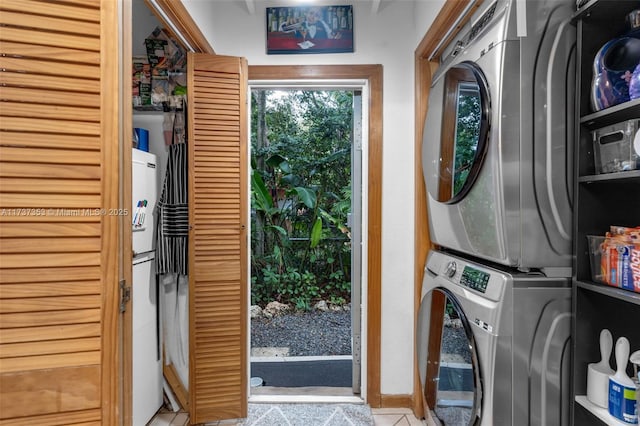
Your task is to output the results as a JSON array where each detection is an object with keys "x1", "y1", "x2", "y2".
[
  {"x1": 371, "y1": 407, "x2": 435, "y2": 426},
  {"x1": 148, "y1": 409, "x2": 189, "y2": 426},
  {"x1": 148, "y1": 406, "x2": 437, "y2": 426}
]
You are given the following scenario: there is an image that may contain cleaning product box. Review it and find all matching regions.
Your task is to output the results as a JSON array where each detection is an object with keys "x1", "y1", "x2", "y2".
[{"x1": 589, "y1": 226, "x2": 640, "y2": 294}]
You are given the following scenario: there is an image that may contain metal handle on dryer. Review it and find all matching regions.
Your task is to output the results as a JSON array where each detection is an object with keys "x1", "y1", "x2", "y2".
[{"x1": 545, "y1": 17, "x2": 574, "y2": 241}]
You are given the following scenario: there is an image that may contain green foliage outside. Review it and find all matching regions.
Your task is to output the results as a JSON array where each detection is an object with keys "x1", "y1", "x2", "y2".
[
  {"x1": 250, "y1": 90, "x2": 353, "y2": 310},
  {"x1": 451, "y1": 82, "x2": 497, "y2": 252},
  {"x1": 453, "y1": 84, "x2": 482, "y2": 196}
]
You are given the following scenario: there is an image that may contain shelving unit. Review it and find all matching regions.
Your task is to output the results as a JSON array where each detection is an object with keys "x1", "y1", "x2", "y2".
[
  {"x1": 571, "y1": 1, "x2": 640, "y2": 425},
  {"x1": 575, "y1": 396, "x2": 631, "y2": 426}
]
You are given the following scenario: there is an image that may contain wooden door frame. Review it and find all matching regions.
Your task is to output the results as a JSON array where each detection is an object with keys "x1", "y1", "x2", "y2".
[
  {"x1": 144, "y1": 0, "x2": 214, "y2": 54},
  {"x1": 248, "y1": 65, "x2": 383, "y2": 406}
]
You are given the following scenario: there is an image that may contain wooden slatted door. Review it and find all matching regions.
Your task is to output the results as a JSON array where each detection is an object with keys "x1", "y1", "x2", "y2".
[
  {"x1": 187, "y1": 53, "x2": 248, "y2": 423},
  {"x1": 0, "y1": 0, "x2": 119, "y2": 424}
]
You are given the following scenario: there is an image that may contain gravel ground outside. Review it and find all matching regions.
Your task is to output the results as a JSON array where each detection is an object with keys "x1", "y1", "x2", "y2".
[
  {"x1": 251, "y1": 310, "x2": 352, "y2": 356},
  {"x1": 251, "y1": 308, "x2": 471, "y2": 361},
  {"x1": 441, "y1": 323, "x2": 472, "y2": 364}
]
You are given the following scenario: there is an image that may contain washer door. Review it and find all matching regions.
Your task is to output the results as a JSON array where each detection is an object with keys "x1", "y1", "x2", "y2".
[
  {"x1": 418, "y1": 287, "x2": 482, "y2": 425},
  {"x1": 423, "y1": 61, "x2": 490, "y2": 205}
]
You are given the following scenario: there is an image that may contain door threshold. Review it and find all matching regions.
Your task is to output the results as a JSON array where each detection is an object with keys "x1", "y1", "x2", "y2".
[
  {"x1": 249, "y1": 386, "x2": 363, "y2": 404},
  {"x1": 251, "y1": 355, "x2": 352, "y2": 363}
]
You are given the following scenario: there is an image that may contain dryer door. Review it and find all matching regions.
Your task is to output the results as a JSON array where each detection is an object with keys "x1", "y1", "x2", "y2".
[
  {"x1": 418, "y1": 286, "x2": 482, "y2": 426},
  {"x1": 423, "y1": 61, "x2": 490, "y2": 205}
]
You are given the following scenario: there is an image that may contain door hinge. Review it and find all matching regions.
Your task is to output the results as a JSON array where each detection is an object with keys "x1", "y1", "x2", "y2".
[{"x1": 120, "y1": 279, "x2": 131, "y2": 313}]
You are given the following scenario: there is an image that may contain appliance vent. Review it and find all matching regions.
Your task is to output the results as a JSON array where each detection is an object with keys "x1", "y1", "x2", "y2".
[{"x1": 467, "y1": 2, "x2": 498, "y2": 44}]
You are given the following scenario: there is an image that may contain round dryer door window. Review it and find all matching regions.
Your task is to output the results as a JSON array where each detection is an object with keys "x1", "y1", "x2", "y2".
[
  {"x1": 431, "y1": 61, "x2": 490, "y2": 204},
  {"x1": 425, "y1": 288, "x2": 482, "y2": 425}
]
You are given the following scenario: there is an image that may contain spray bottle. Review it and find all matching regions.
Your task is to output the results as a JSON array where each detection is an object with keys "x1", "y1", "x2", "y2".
[
  {"x1": 631, "y1": 350, "x2": 640, "y2": 423},
  {"x1": 608, "y1": 337, "x2": 638, "y2": 424}
]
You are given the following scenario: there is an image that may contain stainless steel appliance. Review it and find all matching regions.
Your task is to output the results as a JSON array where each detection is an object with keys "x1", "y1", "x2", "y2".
[
  {"x1": 419, "y1": 1, "x2": 577, "y2": 424},
  {"x1": 417, "y1": 250, "x2": 572, "y2": 425},
  {"x1": 422, "y1": 0, "x2": 576, "y2": 277}
]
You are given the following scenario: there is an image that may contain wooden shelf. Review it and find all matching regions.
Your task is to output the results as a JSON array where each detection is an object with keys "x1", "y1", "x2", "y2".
[
  {"x1": 576, "y1": 280, "x2": 640, "y2": 306},
  {"x1": 575, "y1": 395, "x2": 631, "y2": 426}
]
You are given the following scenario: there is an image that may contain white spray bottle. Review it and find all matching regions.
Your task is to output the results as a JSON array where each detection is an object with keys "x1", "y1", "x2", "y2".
[
  {"x1": 631, "y1": 350, "x2": 640, "y2": 423},
  {"x1": 588, "y1": 329, "x2": 615, "y2": 407}
]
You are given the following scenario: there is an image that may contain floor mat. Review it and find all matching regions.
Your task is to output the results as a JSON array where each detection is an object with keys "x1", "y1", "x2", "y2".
[
  {"x1": 251, "y1": 359, "x2": 352, "y2": 387},
  {"x1": 241, "y1": 403, "x2": 374, "y2": 426},
  {"x1": 437, "y1": 365, "x2": 473, "y2": 391}
]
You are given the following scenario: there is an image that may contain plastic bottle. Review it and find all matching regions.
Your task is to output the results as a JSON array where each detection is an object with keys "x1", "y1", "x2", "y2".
[
  {"x1": 608, "y1": 337, "x2": 638, "y2": 424},
  {"x1": 631, "y1": 350, "x2": 640, "y2": 420},
  {"x1": 133, "y1": 128, "x2": 139, "y2": 149},
  {"x1": 587, "y1": 329, "x2": 615, "y2": 407}
]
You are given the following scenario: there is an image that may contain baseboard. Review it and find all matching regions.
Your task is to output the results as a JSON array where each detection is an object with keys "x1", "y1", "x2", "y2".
[{"x1": 379, "y1": 394, "x2": 413, "y2": 408}]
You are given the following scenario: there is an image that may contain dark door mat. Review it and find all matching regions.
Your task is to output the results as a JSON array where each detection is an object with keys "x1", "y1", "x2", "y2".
[
  {"x1": 251, "y1": 359, "x2": 352, "y2": 387},
  {"x1": 438, "y1": 365, "x2": 474, "y2": 391}
]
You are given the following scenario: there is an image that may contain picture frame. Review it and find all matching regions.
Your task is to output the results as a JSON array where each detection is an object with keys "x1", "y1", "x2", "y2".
[{"x1": 266, "y1": 5, "x2": 354, "y2": 54}]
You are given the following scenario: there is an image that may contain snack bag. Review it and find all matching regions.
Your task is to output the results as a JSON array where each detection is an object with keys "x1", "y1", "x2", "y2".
[
  {"x1": 145, "y1": 37, "x2": 168, "y2": 69},
  {"x1": 145, "y1": 26, "x2": 186, "y2": 71},
  {"x1": 600, "y1": 226, "x2": 640, "y2": 293},
  {"x1": 132, "y1": 56, "x2": 151, "y2": 106}
]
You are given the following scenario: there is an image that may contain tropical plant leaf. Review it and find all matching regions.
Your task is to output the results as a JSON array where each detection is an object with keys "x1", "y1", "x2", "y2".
[
  {"x1": 266, "y1": 154, "x2": 291, "y2": 174},
  {"x1": 280, "y1": 173, "x2": 300, "y2": 186},
  {"x1": 279, "y1": 161, "x2": 292, "y2": 174},
  {"x1": 289, "y1": 187, "x2": 317, "y2": 209},
  {"x1": 251, "y1": 169, "x2": 273, "y2": 210},
  {"x1": 310, "y1": 216, "x2": 323, "y2": 248},
  {"x1": 322, "y1": 148, "x2": 349, "y2": 164},
  {"x1": 272, "y1": 245, "x2": 282, "y2": 267},
  {"x1": 319, "y1": 208, "x2": 349, "y2": 234},
  {"x1": 266, "y1": 225, "x2": 288, "y2": 237}
]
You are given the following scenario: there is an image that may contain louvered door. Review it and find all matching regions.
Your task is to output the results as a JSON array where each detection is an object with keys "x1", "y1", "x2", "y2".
[
  {"x1": 187, "y1": 53, "x2": 248, "y2": 423},
  {"x1": 0, "y1": 0, "x2": 119, "y2": 424}
]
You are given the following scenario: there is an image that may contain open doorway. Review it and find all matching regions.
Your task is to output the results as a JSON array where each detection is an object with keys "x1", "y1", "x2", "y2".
[{"x1": 248, "y1": 84, "x2": 365, "y2": 397}]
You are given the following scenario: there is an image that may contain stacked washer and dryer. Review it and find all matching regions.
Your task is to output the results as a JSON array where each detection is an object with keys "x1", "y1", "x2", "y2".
[{"x1": 418, "y1": 0, "x2": 577, "y2": 425}]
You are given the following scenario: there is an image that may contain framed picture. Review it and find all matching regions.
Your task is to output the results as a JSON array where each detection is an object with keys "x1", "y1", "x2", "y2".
[{"x1": 266, "y1": 5, "x2": 354, "y2": 54}]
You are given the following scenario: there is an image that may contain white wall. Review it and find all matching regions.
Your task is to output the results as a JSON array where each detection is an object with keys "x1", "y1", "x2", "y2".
[
  {"x1": 133, "y1": 0, "x2": 162, "y2": 57},
  {"x1": 414, "y1": 0, "x2": 446, "y2": 46},
  {"x1": 181, "y1": 0, "x2": 442, "y2": 396}
]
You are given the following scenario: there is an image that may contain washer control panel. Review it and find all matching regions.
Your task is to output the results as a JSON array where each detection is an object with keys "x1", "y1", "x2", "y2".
[
  {"x1": 460, "y1": 265, "x2": 490, "y2": 293},
  {"x1": 429, "y1": 251, "x2": 507, "y2": 302}
]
